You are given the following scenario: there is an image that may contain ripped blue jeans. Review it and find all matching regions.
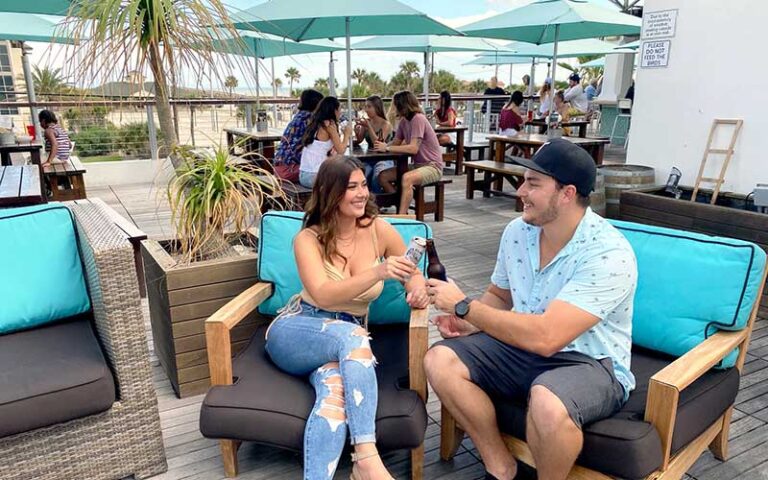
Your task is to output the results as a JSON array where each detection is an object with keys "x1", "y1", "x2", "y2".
[{"x1": 265, "y1": 300, "x2": 378, "y2": 480}]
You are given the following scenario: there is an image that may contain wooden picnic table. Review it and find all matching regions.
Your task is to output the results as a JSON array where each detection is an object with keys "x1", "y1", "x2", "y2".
[
  {"x1": 0, "y1": 143, "x2": 43, "y2": 166},
  {"x1": 488, "y1": 133, "x2": 610, "y2": 165},
  {"x1": 0, "y1": 165, "x2": 45, "y2": 207},
  {"x1": 526, "y1": 119, "x2": 590, "y2": 138},
  {"x1": 350, "y1": 145, "x2": 410, "y2": 209},
  {"x1": 463, "y1": 160, "x2": 526, "y2": 211},
  {"x1": 43, "y1": 156, "x2": 87, "y2": 201},
  {"x1": 435, "y1": 125, "x2": 466, "y2": 174},
  {"x1": 224, "y1": 127, "x2": 283, "y2": 165}
]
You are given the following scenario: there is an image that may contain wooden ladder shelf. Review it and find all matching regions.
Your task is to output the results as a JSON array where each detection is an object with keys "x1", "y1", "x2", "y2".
[{"x1": 691, "y1": 119, "x2": 743, "y2": 204}]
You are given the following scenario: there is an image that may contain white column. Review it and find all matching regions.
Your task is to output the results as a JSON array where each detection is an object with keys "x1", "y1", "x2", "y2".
[{"x1": 596, "y1": 53, "x2": 635, "y2": 104}]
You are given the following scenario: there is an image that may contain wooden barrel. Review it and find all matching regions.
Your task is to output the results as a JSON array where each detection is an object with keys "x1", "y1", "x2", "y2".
[
  {"x1": 590, "y1": 171, "x2": 606, "y2": 216},
  {"x1": 599, "y1": 165, "x2": 655, "y2": 218}
]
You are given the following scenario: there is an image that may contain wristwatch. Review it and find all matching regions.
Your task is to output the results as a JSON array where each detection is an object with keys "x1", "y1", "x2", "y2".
[{"x1": 454, "y1": 297, "x2": 473, "y2": 319}]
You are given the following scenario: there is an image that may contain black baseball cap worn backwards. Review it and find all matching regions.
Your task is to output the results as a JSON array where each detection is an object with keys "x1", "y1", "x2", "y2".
[{"x1": 512, "y1": 138, "x2": 596, "y2": 196}]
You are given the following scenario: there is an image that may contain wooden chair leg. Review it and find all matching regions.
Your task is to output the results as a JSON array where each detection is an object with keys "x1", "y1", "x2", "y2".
[
  {"x1": 414, "y1": 186, "x2": 425, "y2": 221},
  {"x1": 220, "y1": 439, "x2": 241, "y2": 477},
  {"x1": 440, "y1": 404, "x2": 464, "y2": 461},
  {"x1": 411, "y1": 444, "x2": 424, "y2": 480},
  {"x1": 709, "y1": 406, "x2": 734, "y2": 460},
  {"x1": 435, "y1": 183, "x2": 445, "y2": 222}
]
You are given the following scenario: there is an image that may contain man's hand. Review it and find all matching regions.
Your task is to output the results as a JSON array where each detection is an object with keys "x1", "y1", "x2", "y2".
[
  {"x1": 373, "y1": 140, "x2": 388, "y2": 152},
  {"x1": 427, "y1": 278, "x2": 466, "y2": 313},
  {"x1": 432, "y1": 314, "x2": 478, "y2": 338}
]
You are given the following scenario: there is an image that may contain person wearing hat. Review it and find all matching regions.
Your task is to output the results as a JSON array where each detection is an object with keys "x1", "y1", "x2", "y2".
[
  {"x1": 423, "y1": 139, "x2": 637, "y2": 480},
  {"x1": 564, "y1": 72, "x2": 589, "y2": 115}
]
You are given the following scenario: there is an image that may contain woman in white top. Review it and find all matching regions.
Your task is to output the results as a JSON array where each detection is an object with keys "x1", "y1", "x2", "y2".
[
  {"x1": 538, "y1": 80, "x2": 552, "y2": 118},
  {"x1": 300, "y1": 96, "x2": 353, "y2": 188}
]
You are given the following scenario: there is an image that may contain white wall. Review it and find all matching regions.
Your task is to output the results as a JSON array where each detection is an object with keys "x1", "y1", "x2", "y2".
[{"x1": 627, "y1": 0, "x2": 767, "y2": 195}]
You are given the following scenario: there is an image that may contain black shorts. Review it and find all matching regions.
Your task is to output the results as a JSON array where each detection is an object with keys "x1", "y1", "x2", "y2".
[{"x1": 437, "y1": 332, "x2": 625, "y2": 429}]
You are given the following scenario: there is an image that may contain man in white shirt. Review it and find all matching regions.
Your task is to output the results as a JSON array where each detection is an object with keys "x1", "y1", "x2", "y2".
[{"x1": 563, "y1": 73, "x2": 589, "y2": 114}]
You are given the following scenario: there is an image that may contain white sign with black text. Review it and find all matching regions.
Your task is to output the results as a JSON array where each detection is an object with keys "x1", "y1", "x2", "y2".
[
  {"x1": 640, "y1": 41, "x2": 671, "y2": 68},
  {"x1": 642, "y1": 9, "x2": 678, "y2": 39}
]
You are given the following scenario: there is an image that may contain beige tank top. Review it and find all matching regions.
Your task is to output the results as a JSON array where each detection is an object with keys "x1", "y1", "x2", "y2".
[{"x1": 300, "y1": 225, "x2": 384, "y2": 317}]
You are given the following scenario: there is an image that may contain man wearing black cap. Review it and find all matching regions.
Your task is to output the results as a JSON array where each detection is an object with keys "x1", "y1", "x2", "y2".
[
  {"x1": 563, "y1": 73, "x2": 589, "y2": 114},
  {"x1": 424, "y1": 139, "x2": 638, "y2": 480}
]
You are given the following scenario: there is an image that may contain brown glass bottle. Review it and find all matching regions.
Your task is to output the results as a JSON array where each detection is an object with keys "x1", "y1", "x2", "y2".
[{"x1": 425, "y1": 239, "x2": 447, "y2": 281}]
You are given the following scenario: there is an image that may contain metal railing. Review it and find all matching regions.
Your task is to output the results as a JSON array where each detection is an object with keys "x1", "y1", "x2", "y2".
[{"x1": 0, "y1": 93, "x2": 539, "y2": 162}]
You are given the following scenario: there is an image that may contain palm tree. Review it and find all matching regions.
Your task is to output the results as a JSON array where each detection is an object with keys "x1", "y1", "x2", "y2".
[
  {"x1": 31, "y1": 66, "x2": 68, "y2": 99},
  {"x1": 398, "y1": 61, "x2": 421, "y2": 79},
  {"x1": 352, "y1": 68, "x2": 367, "y2": 85},
  {"x1": 284, "y1": 67, "x2": 301, "y2": 96},
  {"x1": 273, "y1": 77, "x2": 283, "y2": 96},
  {"x1": 607, "y1": 0, "x2": 642, "y2": 13},
  {"x1": 61, "y1": 0, "x2": 245, "y2": 164},
  {"x1": 224, "y1": 75, "x2": 238, "y2": 97}
]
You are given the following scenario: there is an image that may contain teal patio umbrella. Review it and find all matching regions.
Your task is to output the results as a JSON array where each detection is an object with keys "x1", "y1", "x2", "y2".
[
  {"x1": 0, "y1": 13, "x2": 79, "y2": 140},
  {"x1": 0, "y1": 0, "x2": 72, "y2": 15},
  {"x1": 461, "y1": 0, "x2": 641, "y2": 120},
  {"x1": 352, "y1": 35, "x2": 511, "y2": 105},
  {"x1": 212, "y1": 31, "x2": 343, "y2": 99},
  {"x1": 229, "y1": 0, "x2": 460, "y2": 148},
  {"x1": 581, "y1": 56, "x2": 606, "y2": 68}
]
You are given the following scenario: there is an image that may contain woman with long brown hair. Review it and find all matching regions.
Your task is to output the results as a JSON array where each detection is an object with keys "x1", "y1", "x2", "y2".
[
  {"x1": 300, "y1": 96, "x2": 354, "y2": 188},
  {"x1": 375, "y1": 91, "x2": 444, "y2": 215},
  {"x1": 265, "y1": 156, "x2": 429, "y2": 480},
  {"x1": 354, "y1": 95, "x2": 394, "y2": 193}
]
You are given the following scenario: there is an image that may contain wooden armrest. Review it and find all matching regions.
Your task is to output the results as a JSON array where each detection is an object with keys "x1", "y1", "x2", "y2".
[
  {"x1": 645, "y1": 329, "x2": 748, "y2": 469},
  {"x1": 206, "y1": 282, "x2": 273, "y2": 386},
  {"x1": 408, "y1": 307, "x2": 429, "y2": 402}
]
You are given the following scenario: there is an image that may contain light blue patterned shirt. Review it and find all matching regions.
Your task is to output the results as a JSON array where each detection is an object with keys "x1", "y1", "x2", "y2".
[{"x1": 491, "y1": 208, "x2": 637, "y2": 398}]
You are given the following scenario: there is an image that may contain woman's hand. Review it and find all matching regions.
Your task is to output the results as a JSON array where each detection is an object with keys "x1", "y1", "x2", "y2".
[
  {"x1": 377, "y1": 256, "x2": 416, "y2": 282},
  {"x1": 406, "y1": 286, "x2": 430, "y2": 309},
  {"x1": 343, "y1": 121, "x2": 354, "y2": 136},
  {"x1": 373, "y1": 140, "x2": 388, "y2": 152}
]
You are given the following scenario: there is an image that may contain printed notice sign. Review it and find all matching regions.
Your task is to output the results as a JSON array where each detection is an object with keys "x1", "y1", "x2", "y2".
[
  {"x1": 640, "y1": 41, "x2": 671, "y2": 68},
  {"x1": 642, "y1": 9, "x2": 678, "y2": 39}
]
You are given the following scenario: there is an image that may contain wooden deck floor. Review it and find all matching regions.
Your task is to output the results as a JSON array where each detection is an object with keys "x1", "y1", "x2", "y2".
[{"x1": 89, "y1": 147, "x2": 768, "y2": 480}]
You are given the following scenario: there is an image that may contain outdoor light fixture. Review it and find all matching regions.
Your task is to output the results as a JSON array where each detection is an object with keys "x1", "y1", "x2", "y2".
[{"x1": 665, "y1": 167, "x2": 682, "y2": 199}]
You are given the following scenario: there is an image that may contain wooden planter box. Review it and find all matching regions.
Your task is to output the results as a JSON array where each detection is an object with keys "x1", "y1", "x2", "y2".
[
  {"x1": 141, "y1": 239, "x2": 262, "y2": 398},
  {"x1": 620, "y1": 186, "x2": 768, "y2": 323}
]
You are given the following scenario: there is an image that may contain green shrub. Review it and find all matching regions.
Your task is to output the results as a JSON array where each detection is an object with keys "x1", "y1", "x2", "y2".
[
  {"x1": 71, "y1": 126, "x2": 117, "y2": 157},
  {"x1": 118, "y1": 122, "x2": 163, "y2": 157}
]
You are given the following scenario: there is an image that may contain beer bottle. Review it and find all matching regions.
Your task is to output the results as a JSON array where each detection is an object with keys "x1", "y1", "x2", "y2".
[{"x1": 426, "y1": 239, "x2": 447, "y2": 282}]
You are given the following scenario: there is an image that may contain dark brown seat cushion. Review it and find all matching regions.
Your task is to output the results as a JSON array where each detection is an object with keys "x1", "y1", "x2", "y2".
[
  {"x1": 495, "y1": 345, "x2": 740, "y2": 479},
  {"x1": 200, "y1": 324, "x2": 427, "y2": 452},
  {"x1": 0, "y1": 314, "x2": 116, "y2": 438}
]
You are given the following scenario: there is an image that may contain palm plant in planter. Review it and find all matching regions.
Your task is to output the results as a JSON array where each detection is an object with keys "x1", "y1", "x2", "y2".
[
  {"x1": 168, "y1": 145, "x2": 286, "y2": 263},
  {"x1": 142, "y1": 145, "x2": 288, "y2": 397}
]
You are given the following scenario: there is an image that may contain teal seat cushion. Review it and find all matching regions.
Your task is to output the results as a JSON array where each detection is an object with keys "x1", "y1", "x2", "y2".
[
  {"x1": 0, "y1": 205, "x2": 91, "y2": 334},
  {"x1": 611, "y1": 220, "x2": 767, "y2": 367},
  {"x1": 258, "y1": 211, "x2": 432, "y2": 324}
]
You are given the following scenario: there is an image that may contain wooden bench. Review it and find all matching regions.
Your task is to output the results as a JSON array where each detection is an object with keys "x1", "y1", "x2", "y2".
[
  {"x1": 464, "y1": 160, "x2": 526, "y2": 211},
  {"x1": 280, "y1": 180, "x2": 313, "y2": 210},
  {"x1": 461, "y1": 142, "x2": 492, "y2": 172},
  {"x1": 411, "y1": 179, "x2": 452, "y2": 222},
  {"x1": 68, "y1": 198, "x2": 148, "y2": 297},
  {"x1": 43, "y1": 156, "x2": 87, "y2": 201}
]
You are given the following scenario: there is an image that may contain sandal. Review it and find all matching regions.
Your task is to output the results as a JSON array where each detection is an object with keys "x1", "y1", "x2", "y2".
[{"x1": 349, "y1": 452, "x2": 394, "y2": 480}]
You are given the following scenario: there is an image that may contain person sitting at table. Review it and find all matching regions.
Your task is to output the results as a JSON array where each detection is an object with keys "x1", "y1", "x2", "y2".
[
  {"x1": 354, "y1": 95, "x2": 394, "y2": 193},
  {"x1": 274, "y1": 89, "x2": 324, "y2": 183},
  {"x1": 39, "y1": 109, "x2": 72, "y2": 166},
  {"x1": 374, "y1": 90, "x2": 444, "y2": 215},
  {"x1": 563, "y1": 73, "x2": 589, "y2": 115},
  {"x1": 300, "y1": 96, "x2": 353, "y2": 188},
  {"x1": 499, "y1": 90, "x2": 525, "y2": 136},
  {"x1": 553, "y1": 90, "x2": 573, "y2": 136},
  {"x1": 537, "y1": 79, "x2": 552, "y2": 118},
  {"x1": 434, "y1": 90, "x2": 457, "y2": 146}
]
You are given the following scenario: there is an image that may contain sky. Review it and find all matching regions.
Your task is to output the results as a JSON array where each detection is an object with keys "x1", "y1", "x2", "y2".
[{"x1": 27, "y1": 0, "x2": 637, "y2": 95}]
